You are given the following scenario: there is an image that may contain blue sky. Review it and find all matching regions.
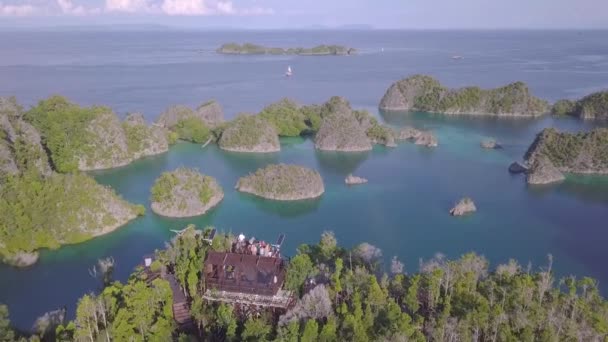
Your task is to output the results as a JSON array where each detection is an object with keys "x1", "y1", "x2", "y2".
[{"x1": 0, "y1": 0, "x2": 607, "y2": 29}]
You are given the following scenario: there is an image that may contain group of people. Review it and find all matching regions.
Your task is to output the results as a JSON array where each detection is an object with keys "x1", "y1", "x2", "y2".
[{"x1": 233, "y1": 234, "x2": 280, "y2": 258}]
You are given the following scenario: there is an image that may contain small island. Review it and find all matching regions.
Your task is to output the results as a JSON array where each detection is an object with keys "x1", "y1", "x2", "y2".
[
  {"x1": 314, "y1": 97, "x2": 374, "y2": 152},
  {"x1": 480, "y1": 139, "x2": 501, "y2": 149},
  {"x1": 552, "y1": 91, "x2": 608, "y2": 119},
  {"x1": 379, "y1": 74, "x2": 549, "y2": 116},
  {"x1": 308, "y1": 96, "x2": 396, "y2": 152},
  {"x1": 393, "y1": 126, "x2": 438, "y2": 147},
  {"x1": 25, "y1": 96, "x2": 168, "y2": 172},
  {"x1": 235, "y1": 164, "x2": 324, "y2": 200},
  {"x1": 150, "y1": 168, "x2": 223, "y2": 218},
  {"x1": 450, "y1": 197, "x2": 477, "y2": 216},
  {"x1": 156, "y1": 100, "x2": 224, "y2": 144},
  {"x1": 345, "y1": 174, "x2": 368, "y2": 185},
  {"x1": 217, "y1": 43, "x2": 357, "y2": 56},
  {"x1": 218, "y1": 114, "x2": 280, "y2": 153},
  {"x1": 524, "y1": 127, "x2": 608, "y2": 175}
]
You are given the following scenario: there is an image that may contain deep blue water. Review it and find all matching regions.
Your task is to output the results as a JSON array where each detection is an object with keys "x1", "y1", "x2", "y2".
[{"x1": 0, "y1": 30, "x2": 608, "y2": 330}]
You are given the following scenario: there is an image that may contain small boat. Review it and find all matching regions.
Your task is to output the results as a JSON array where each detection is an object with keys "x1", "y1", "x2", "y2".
[
  {"x1": 452, "y1": 55, "x2": 464, "y2": 60},
  {"x1": 285, "y1": 65, "x2": 293, "y2": 77}
]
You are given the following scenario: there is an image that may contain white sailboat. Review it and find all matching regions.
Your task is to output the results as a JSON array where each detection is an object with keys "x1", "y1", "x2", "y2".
[{"x1": 285, "y1": 65, "x2": 293, "y2": 77}]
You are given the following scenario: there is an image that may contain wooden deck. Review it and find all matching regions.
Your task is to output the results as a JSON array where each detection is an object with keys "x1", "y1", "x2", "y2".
[
  {"x1": 165, "y1": 273, "x2": 195, "y2": 330},
  {"x1": 202, "y1": 288, "x2": 295, "y2": 309}
]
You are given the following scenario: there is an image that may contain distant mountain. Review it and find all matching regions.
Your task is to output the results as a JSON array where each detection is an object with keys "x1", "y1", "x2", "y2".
[{"x1": 337, "y1": 24, "x2": 374, "y2": 30}]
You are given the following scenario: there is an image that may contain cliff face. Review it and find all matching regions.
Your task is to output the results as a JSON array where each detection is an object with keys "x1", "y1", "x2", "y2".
[
  {"x1": 379, "y1": 75, "x2": 549, "y2": 116},
  {"x1": 123, "y1": 113, "x2": 169, "y2": 160},
  {"x1": 314, "y1": 97, "x2": 373, "y2": 152},
  {"x1": 78, "y1": 110, "x2": 132, "y2": 171},
  {"x1": 0, "y1": 97, "x2": 52, "y2": 178},
  {"x1": 150, "y1": 168, "x2": 224, "y2": 218},
  {"x1": 24, "y1": 96, "x2": 167, "y2": 172},
  {"x1": 156, "y1": 100, "x2": 224, "y2": 128},
  {"x1": 236, "y1": 164, "x2": 324, "y2": 200},
  {"x1": 552, "y1": 91, "x2": 608, "y2": 120},
  {"x1": 0, "y1": 97, "x2": 144, "y2": 267},
  {"x1": 218, "y1": 115, "x2": 280, "y2": 153},
  {"x1": 524, "y1": 128, "x2": 608, "y2": 175}
]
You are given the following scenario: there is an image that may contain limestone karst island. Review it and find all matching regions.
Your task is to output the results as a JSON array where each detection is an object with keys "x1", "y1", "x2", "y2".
[{"x1": 2, "y1": 5, "x2": 608, "y2": 341}]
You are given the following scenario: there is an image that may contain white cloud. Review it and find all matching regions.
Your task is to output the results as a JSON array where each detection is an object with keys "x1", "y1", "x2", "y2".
[
  {"x1": 216, "y1": 0, "x2": 234, "y2": 14},
  {"x1": 161, "y1": 0, "x2": 208, "y2": 15},
  {"x1": 0, "y1": 0, "x2": 273, "y2": 17},
  {"x1": 105, "y1": 0, "x2": 151, "y2": 13},
  {"x1": 0, "y1": 2, "x2": 36, "y2": 16},
  {"x1": 57, "y1": 0, "x2": 95, "y2": 15}
]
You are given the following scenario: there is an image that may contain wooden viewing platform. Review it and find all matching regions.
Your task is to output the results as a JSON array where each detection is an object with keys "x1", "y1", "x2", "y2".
[
  {"x1": 204, "y1": 251, "x2": 287, "y2": 296},
  {"x1": 202, "y1": 288, "x2": 295, "y2": 309}
]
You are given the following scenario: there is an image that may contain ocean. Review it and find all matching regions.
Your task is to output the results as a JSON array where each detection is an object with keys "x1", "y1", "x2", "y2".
[{"x1": 0, "y1": 29, "x2": 607, "y2": 330}]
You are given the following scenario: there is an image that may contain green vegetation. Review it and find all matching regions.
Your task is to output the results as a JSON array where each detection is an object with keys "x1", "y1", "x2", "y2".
[
  {"x1": 0, "y1": 98, "x2": 143, "y2": 264},
  {"x1": 123, "y1": 121, "x2": 149, "y2": 154},
  {"x1": 236, "y1": 164, "x2": 324, "y2": 200},
  {"x1": 552, "y1": 99, "x2": 577, "y2": 115},
  {"x1": 151, "y1": 168, "x2": 216, "y2": 204},
  {"x1": 218, "y1": 114, "x2": 279, "y2": 152},
  {"x1": 150, "y1": 168, "x2": 223, "y2": 217},
  {"x1": 353, "y1": 109, "x2": 394, "y2": 145},
  {"x1": 553, "y1": 91, "x2": 608, "y2": 119},
  {"x1": 578, "y1": 91, "x2": 608, "y2": 119},
  {"x1": 72, "y1": 275, "x2": 174, "y2": 341},
  {"x1": 259, "y1": 99, "x2": 308, "y2": 137},
  {"x1": 217, "y1": 43, "x2": 356, "y2": 55},
  {"x1": 384, "y1": 75, "x2": 549, "y2": 115},
  {"x1": 174, "y1": 117, "x2": 211, "y2": 144},
  {"x1": 6, "y1": 226, "x2": 605, "y2": 341},
  {"x1": 0, "y1": 304, "x2": 14, "y2": 342},
  {"x1": 24, "y1": 96, "x2": 102, "y2": 173},
  {"x1": 0, "y1": 172, "x2": 141, "y2": 262},
  {"x1": 525, "y1": 128, "x2": 608, "y2": 171}
]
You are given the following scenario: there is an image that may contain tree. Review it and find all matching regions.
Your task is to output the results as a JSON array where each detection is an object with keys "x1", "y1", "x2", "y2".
[
  {"x1": 284, "y1": 254, "x2": 315, "y2": 295},
  {"x1": 214, "y1": 304, "x2": 237, "y2": 340},
  {"x1": 0, "y1": 304, "x2": 14, "y2": 342},
  {"x1": 242, "y1": 317, "x2": 271, "y2": 342},
  {"x1": 318, "y1": 231, "x2": 337, "y2": 261},
  {"x1": 300, "y1": 319, "x2": 319, "y2": 342},
  {"x1": 318, "y1": 317, "x2": 338, "y2": 342},
  {"x1": 275, "y1": 320, "x2": 299, "y2": 342}
]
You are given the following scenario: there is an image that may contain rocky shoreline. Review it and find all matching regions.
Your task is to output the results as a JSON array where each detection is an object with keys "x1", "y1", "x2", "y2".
[
  {"x1": 345, "y1": 174, "x2": 368, "y2": 185},
  {"x1": 450, "y1": 197, "x2": 477, "y2": 216},
  {"x1": 150, "y1": 168, "x2": 224, "y2": 218},
  {"x1": 236, "y1": 164, "x2": 324, "y2": 200}
]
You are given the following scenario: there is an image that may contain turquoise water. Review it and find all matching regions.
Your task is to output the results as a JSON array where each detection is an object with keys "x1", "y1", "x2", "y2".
[{"x1": 1, "y1": 30, "x2": 608, "y2": 330}]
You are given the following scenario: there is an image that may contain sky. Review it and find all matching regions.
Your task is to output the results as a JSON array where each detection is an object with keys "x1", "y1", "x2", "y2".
[{"x1": 0, "y1": 0, "x2": 607, "y2": 29}]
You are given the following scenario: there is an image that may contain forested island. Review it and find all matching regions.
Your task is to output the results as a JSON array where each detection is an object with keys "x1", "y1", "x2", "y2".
[
  {"x1": 379, "y1": 75, "x2": 549, "y2": 116},
  {"x1": 0, "y1": 97, "x2": 145, "y2": 267},
  {"x1": 156, "y1": 100, "x2": 224, "y2": 144},
  {"x1": 2, "y1": 226, "x2": 606, "y2": 341},
  {"x1": 150, "y1": 168, "x2": 223, "y2": 217},
  {"x1": 217, "y1": 43, "x2": 357, "y2": 56},
  {"x1": 236, "y1": 164, "x2": 324, "y2": 200},
  {"x1": 552, "y1": 91, "x2": 608, "y2": 119},
  {"x1": 522, "y1": 128, "x2": 608, "y2": 184}
]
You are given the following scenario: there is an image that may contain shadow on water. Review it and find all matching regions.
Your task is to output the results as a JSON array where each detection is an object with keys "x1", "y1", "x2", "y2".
[
  {"x1": 217, "y1": 148, "x2": 281, "y2": 175},
  {"x1": 236, "y1": 192, "x2": 322, "y2": 219},
  {"x1": 314, "y1": 149, "x2": 371, "y2": 176},
  {"x1": 557, "y1": 175, "x2": 608, "y2": 204}
]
